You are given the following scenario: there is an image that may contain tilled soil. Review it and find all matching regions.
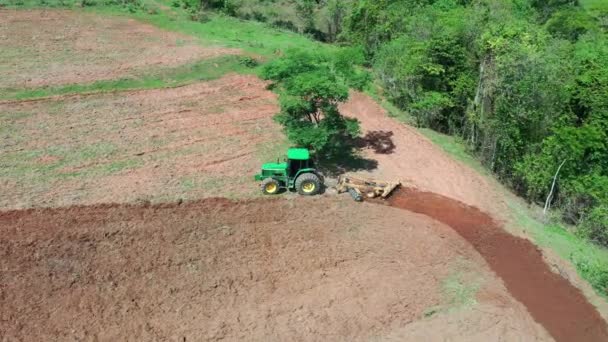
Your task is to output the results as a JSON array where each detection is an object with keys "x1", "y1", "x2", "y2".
[
  {"x1": 0, "y1": 197, "x2": 551, "y2": 341},
  {"x1": 0, "y1": 74, "x2": 283, "y2": 209},
  {"x1": 0, "y1": 9, "x2": 238, "y2": 89}
]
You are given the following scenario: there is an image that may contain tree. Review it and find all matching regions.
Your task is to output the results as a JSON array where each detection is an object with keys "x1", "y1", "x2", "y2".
[
  {"x1": 296, "y1": 0, "x2": 317, "y2": 34},
  {"x1": 261, "y1": 49, "x2": 362, "y2": 157},
  {"x1": 325, "y1": 0, "x2": 347, "y2": 42}
]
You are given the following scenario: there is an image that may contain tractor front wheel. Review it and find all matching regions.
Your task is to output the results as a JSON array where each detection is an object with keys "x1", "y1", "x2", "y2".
[
  {"x1": 295, "y1": 173, "x2": 321, "y2": 196},
  {"x1": 261, "y1": 178, "x2": 280, "y2": 195}
]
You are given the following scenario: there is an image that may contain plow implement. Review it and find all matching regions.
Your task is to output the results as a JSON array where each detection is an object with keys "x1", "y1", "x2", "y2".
[{"x1": 336, "y1": 175, "x2": 401, "y2": 202}]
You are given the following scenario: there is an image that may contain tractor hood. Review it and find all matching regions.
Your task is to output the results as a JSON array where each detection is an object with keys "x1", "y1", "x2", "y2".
[{"x1": 261, "y1": 162, "x2": 287, "y2": 170}]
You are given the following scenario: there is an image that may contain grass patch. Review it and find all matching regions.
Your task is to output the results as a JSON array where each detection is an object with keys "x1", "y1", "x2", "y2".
[
  {"x1": 0, "y1": 143, "x2": 141, "y2": 185},
  {"x1": 365, "y1": 83, "x2": 416, "y2": 126},
  {"x1": 424, "y1": 260, "x2": 481, "y2": 317},
  {"x1": 0, "y1": 55, "x2": 255, "y2": 100},
  {"x1": 127, "y1": 0, "x2": 332, "y2": 57},
  {"x1": 442, "y1": 271, "x2": 479, "y2": 309}
]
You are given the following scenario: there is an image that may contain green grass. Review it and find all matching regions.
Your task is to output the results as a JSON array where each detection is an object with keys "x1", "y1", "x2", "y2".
[
  {"x1": 442, "y1": 272, "x2": 479, "y2": 310},
  {"x1": 130, "y1": 5, "x2": 331, "y2": 57},
  {"x1": 424, "y1": 259, "x2": 481, "y2": 317},
  {"x1": 0, "y1": 55, "x2": 255, "y2": 100}
]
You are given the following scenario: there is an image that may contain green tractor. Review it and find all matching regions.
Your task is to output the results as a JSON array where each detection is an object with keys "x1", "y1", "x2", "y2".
[{"x1": 254, "y1": 148, "x2": 323, "y2": 196}]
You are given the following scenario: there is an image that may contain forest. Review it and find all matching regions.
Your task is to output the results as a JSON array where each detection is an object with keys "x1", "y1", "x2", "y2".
[{"x1": 192, "y1": 0, "x2": 608, "y2": 248}]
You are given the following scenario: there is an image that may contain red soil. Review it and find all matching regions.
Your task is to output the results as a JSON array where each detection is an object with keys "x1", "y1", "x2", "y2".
[
  {"x1": 0, "y1": 197, "x2": 549, "y2": 341},
  {"x1": 384, "y1": 188, "x2": 608, "y2": 342}
]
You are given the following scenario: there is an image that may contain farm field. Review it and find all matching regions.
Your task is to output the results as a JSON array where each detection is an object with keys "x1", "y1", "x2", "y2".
[
  {"x1": 0, "y1": 9, "x2": 238, "y2": 89},
  {"x1": 1, "y1": 7, "x2": 608, "y2": 342},
  {"x1": 1, "y1": 197, "x2": 552, "y2": 341},
  {"x1": 0, "y1": 74, "x2": 284, "y2": 209}
]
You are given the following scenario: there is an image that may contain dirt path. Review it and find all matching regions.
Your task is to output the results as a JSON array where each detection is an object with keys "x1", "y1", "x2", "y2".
[
  {"x1": 341, "y1": 92, "x2": 608, "y2": 341},
  {"x1": 340, "y1": 92, "x2": 508, "y2": 220}
]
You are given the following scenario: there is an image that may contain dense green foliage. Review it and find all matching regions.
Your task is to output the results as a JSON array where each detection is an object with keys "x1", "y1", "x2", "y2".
[
  {"x1": 172, "y1": 0, "x2": 353, "y2": 41},
  {"x1": 260, "y1": 48, "x2": 368, "y2": 158}
]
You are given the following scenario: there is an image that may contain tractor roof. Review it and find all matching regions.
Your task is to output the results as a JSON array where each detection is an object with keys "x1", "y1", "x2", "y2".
[{"x1": 287, "y1": 148, "x2": 310, "y2": 160}]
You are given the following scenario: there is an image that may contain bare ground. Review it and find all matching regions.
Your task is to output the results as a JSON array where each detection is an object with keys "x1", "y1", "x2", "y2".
[
  {"x1": 0, "y1": 9, "x2": 239, "y2": 89},
  {"x1": 0, "y1": 74, "x2": 285, "y2": 209},
  {"x1": 340, "y1": 92, "x2": 507, "y2": 221},
  {"x1": 0, "y1": 197, "x2": 551, "y2": 341}
]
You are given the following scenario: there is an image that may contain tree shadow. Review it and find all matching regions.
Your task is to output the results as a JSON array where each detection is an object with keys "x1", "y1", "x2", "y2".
[
  {"x1": 318, "y1": 153, "x2": 378, "y2": 177},
  {"x1": 315, "y1": 130, "x2": 396, "y2": 177},
  {"x1": 317, "y1": 147, "x2": 378, "y2": 177},
  {"x1": 354, "y1": 130, "x2": 396, "y2": 154}
]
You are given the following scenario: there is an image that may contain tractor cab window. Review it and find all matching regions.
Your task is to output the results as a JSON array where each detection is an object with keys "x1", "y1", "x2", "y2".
[
  {"x1": 288, "y1": 159, "x2": 301, "y2": 177},
  {"x1": 288, "y1": 157, "x2": 313, "y2": 177}
]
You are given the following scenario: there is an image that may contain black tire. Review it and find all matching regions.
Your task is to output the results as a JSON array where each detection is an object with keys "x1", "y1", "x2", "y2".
[
  {"x1": 295, "y1": 173, "x2": 321, "y2": 196},
  {"x1": 261, "y1": 178, "x2": 280, "y2": 195}
]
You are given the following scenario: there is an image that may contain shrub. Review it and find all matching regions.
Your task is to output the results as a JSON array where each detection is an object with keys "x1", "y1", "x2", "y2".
[
  {"x1": 572, "y1": 252, "x2": 608, "y2": 296},
  {"x1": 238, "y1": 56, "x2": 259, "y2": 68},
  {"x1": 546, "y1": 8, "x2": 595, "y2": 41},
  {"x1": 577, "y1": 206, "x2": 608, "y2": 247}
]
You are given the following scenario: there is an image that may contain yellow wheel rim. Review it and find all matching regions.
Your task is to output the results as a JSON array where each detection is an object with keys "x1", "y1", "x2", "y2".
[
  {"x1": 265, "y1": 183, "x2": 278, "y2": 193},
  {"x1": 302, "y1": 182, "x2": 316, "y2": 193}
]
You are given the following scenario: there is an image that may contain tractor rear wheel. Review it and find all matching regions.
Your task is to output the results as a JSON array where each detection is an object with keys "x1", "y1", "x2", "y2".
[
  {"x1": 295, "y1": 173, "x2": 321, "y2": 196},
  {"x1": 261, "y1": 178, "x2": 280, "y2": 195}
]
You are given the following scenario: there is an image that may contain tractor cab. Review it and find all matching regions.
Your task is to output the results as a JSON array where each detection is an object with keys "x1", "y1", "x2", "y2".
[{"x1": 255, "y1": 148, "x2": 322, "y2": 196}]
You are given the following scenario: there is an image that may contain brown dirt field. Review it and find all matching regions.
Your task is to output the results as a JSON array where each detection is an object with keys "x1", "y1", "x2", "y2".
[
  {"x1": 0, "y1": 9, "x2": 239, "y2": 89},
  {"x1": 0, "y1": 74, "x2": 285, "y2": 209},
  {"x1": 0, "y1": 197, "x2": 551, "y2": 341}
]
